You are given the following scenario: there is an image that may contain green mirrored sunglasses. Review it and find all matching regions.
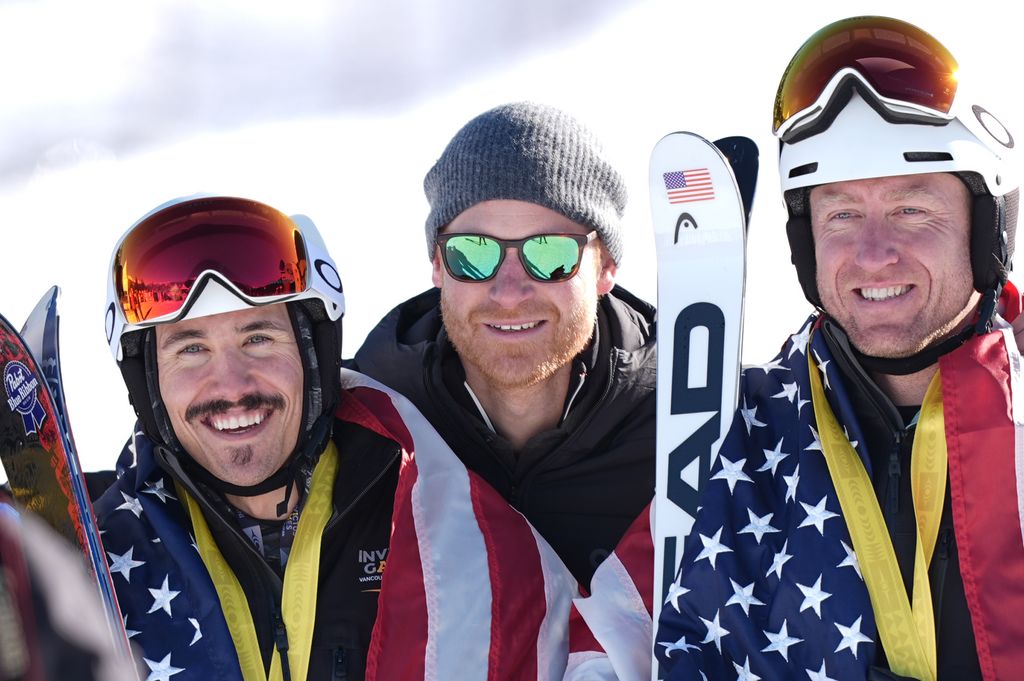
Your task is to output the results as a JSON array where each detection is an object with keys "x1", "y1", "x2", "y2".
[{"x1": 436, "y1": 231, "x2": 598, "y2": 283}]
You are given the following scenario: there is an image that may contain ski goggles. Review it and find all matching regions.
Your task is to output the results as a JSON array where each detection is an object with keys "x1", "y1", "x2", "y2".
[
  {"x1": 436, "y1": 231, "x2": 597, "y2": 283},
  {"x1": 112, "y1": 197, "x2": 311, "y2": 325},
  {"x1": 773, "y1": 16, "x2": 959, "y2": 143}
]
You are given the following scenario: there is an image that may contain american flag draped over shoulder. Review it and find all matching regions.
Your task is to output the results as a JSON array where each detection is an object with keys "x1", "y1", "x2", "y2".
[
  {"x1": 352, "y1": 370, "x2": 581, "y2": 681},
  {"x1": 652, "y1": 285, "x2": 1024, "y2": 681},
  {"x1": 654, "y1": 316, "x2": 878, "y2": 681}
]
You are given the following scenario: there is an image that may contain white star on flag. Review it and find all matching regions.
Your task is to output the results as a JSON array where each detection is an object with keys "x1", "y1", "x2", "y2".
[
  {"x1": 733, "y1": 655, "x2": 762, "y2": 681},
  {"x1": 757, "y1": 438, "x2": 790, "y2": 476},
  {"x1": 710, "y1": 455, "x2": 753, "y2": 494},
  {"x1": 796, "y1": 574, "x2": 832, "y2": 618},
  {"x1": 772, "y1": 382, "x2": 799, "y2": 403},
  {"x1": 739, "y1": 397, "x2": 767, "y2": 434},
  {"x1": 699, "y1": 609, "x2": 730, "y2": 653},
  {"x1": 788, "y1": 322, "x2": 812, "y2": 358},
  {"x1": 726, "y1": 578, "x2": 765, "y2": 615},
  {"x1": 796, "y1": 386, "x2": 811, "y2": 414},
  {"x1": 762, "y1": 619, "x2": 802, "y2": 661},
  {"x1": 766, "y1": 540, "x2": 793, "y2": 580},
  {"x1": 748, "y1": 357, "x2": 787, "y2": 375},
  {"x1": 813, "y1": 350, "x2": 832, "y2": 391},
  {"x1": 805, "y1": 425, "x2": 823, "y2": 452},
  {"x1": 837, "y1": 541, "x2": 863, "y2": 580},
  {"x1": 738, "y1": 509, "x2": 779, "y2": 544},
  {"x1": 143, "y1": 653, "x2": 184, "y2": 681},
  {"x1": 108, "y1": 546, "x2": 145, "y2": 582},
  {"x1": 142, "y1": 478, "x2": 177, "y2": 503},
  {"x1": 147, "y1": 575, "x2": 181, "y2": 617},
  {"x1": 835, "y1": 616, "x2": 872, "y2": 658},
  {"x1": 658, "y1": 635, "x2": 700, "y2": 656},
  {"x1": 695, "y1": 527, "x2": 733, "y2": 569},
  {"x1": 784, "y1": 465, "x2": 801, "y2": 503},
  {"x1": 123, "y1": 614, "x2": 140, "y2": 640},
  {"x1": 799, "y1": 496, "x2": 839, "y2": 535},
  {"x1": 664, "y1": 581, "x2": 689, "y2": 612},
  {"x1": 842, "y1": 426, "x2": 858, "y2": 450},
  {"x1": 806, "y1": 660, "x2": 838, "y2": 681},
  {"x1": 116, "y1": 492, "x2": 144, "y2": 518},
  {"x1": 188, "y1": 618, "x2": 203, "y2": 646}
]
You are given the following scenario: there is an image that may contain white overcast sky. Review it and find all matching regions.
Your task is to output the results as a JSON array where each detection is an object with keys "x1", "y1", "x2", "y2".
[{"x1": 1, "y1": 0, "x2": 1021, "y2": 473}]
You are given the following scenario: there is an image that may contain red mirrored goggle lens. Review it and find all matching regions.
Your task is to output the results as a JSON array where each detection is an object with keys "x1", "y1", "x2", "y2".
[
  {"x1": 114, "y1": 197, "x2": 308, "y2": 325},
  {"x1": 773, "y1": 16, "x2": 958, "y2": 134}
]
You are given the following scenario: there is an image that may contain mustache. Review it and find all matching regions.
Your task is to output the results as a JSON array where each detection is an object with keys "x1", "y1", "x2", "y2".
[{"x1": 185, "y1": 393, "x2": 286, "y2": 423}]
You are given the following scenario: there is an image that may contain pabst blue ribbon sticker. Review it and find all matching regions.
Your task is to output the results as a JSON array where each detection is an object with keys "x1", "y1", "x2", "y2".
[{"x1": 4, "y1": 361, "x2": 46, "y2": 436}]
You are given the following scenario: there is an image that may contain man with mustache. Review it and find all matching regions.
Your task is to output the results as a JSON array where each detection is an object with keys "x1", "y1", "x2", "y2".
[
  {"x1": 92, "y1": 195, "x2": 411, "y2": 681},
  {"x1": 353, "y1": 102, "x2": 657, "y2": 589}
]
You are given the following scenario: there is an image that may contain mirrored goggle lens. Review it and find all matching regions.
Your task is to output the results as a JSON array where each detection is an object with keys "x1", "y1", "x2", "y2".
[
  {"x1": 773, "y1": 15, "x2": 958, "y2": 134},
  {"x1": 114, "y1": 197, "x2": 308, "y2": 325},
  {"x1": 441, "y1": 234, "x2": 586, "y2": 282}
]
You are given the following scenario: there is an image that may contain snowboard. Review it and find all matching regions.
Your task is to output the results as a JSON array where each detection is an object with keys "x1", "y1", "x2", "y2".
[
  {"x1": 2, "y1": 287, "x2": 130, "y2": 658},
  {"x1": 649, "y1": 133, "x2": 756, "y2": 677}
]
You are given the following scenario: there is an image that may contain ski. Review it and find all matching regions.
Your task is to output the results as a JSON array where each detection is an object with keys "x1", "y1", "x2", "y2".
[
  {"x1": 2, "y1": 287, "x2": 131, "y2": 659},
  {"x1": 649, "y1": 133, "x2": 756, "y2": 678}
]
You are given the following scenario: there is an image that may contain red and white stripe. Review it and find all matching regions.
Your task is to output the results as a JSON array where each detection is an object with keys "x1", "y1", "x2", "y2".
[
  {"x1": 940, "y1": 289, "x2": 1024, "y2": 681},
  {"x1": 565, "y1": 504, "x2": 654, "y2": 681},
  {"x1": 345, "y1": 370, "x2": 579, "y2": 681}
]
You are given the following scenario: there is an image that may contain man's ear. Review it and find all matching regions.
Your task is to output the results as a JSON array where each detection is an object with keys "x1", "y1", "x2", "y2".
[
  {"x1": 431, "y1": 247, "x2": 444, "y2": 288},
  {"x1": 596, "y1": 249, "x2": 617, "y2": 296}
]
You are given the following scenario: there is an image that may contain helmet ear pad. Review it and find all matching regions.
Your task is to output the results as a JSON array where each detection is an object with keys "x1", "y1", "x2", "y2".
[
  {"x1": 970, "y1": 190, "x2": 1017, "y2": 292},
  {"x1": 118, "y1": 328, "x2": 177, "y2": 450},
  {"x1": 786, "y1": 213, "x2": 822, "y2": 309}
]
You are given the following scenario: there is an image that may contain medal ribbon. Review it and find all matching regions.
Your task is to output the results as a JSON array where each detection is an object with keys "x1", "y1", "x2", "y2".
[
  {"x1": 808, "y1": 352, "x2": 944, "y2": 681},
  {"x1": 178, "y1": 441, "x2": 337, "y2": 681}
]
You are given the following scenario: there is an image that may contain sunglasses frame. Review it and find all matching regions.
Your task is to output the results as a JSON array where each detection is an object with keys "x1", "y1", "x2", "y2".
[{"x1": 436, "y1": 230, "x2": 598, "y2": 283}]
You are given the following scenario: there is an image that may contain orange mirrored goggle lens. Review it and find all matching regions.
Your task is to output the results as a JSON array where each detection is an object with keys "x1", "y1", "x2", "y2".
[
  {"x1": 773, "y1": 16, "x2": 959, "y2": 134},
  {"x1": 114, "y1": 197, "x2": 308, "y2": 325}
]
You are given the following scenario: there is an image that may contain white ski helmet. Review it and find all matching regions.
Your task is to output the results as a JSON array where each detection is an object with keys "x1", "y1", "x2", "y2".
[
  {"x1": 774, "y1": 16, "x2": 1019, "y2": 310},
  {"x1": 104, "y1": 195, "x2": 346, "y2": 485}
]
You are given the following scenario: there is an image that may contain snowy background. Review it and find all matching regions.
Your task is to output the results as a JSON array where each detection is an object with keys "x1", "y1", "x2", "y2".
[{"x1": 2, "y1": 0, "x2": 1020, "y2": 474}]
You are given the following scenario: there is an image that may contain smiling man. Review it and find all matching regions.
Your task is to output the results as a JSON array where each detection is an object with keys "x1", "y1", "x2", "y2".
[
  {"x1": 655, "y1": 16, "x2": 1024, "y2": 681},
  {"x1": 93, "y1": 196, "x2": 410, "y2": 681},
  {"x1": 354, "y1": 102, "x2": 657, "y2": 588}
]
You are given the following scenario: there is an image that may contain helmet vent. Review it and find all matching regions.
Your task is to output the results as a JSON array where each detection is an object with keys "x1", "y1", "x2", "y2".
[
  {"x1": 789, "y1": 162, "x2": 818, "y2": 179},
  {"x1": 903, "y1": 151, "x2": 954, "y2": 163}
]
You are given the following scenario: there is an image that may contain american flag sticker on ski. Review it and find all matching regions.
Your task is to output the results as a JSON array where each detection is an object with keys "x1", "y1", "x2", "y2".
[{"x1": 662, "y1": 168, "x2": 715, "y2": 204}]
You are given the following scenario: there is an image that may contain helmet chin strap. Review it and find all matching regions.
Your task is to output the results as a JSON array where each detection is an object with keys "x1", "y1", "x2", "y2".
[
  {"x1": 167, "y1": 411, "x2": 333, "y2": 518},
  {"x1": 839, "y1": 286, "x2": 1001, "y2": 377}
]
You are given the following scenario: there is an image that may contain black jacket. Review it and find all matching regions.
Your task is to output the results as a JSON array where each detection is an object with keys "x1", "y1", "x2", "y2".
[
  {"x1": 352, "y1": 285, "x2": 656, "y2": 587},
  {"x1": 822, "y1": 319, "x2": 981, "y2": 680}
]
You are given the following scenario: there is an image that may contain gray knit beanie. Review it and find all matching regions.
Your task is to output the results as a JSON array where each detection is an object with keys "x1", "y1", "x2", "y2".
[{"x1": 424, "y1": 102, "x2": 627, "y2": 264}]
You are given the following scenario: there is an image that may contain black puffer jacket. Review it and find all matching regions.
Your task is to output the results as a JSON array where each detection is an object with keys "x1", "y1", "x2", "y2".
[{"x1": 352, "y1": 285, "x2": 656, "y2": 587}]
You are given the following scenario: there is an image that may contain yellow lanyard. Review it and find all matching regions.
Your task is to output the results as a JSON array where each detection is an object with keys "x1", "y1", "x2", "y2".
[
  {"x1": 177, "y1": 441, "x2": 338, "y2": 681},
  {"x1": 807, "y1": 352, "x2": 944, "y2": 681}
]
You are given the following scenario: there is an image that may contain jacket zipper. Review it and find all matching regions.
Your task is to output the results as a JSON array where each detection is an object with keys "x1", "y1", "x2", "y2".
[
  {"x1": 886, "y1": 430, "x2": 903, "y2": 519},
  {"x1": 931, "y1": 526, "x2": 954, "y2": 635}
]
